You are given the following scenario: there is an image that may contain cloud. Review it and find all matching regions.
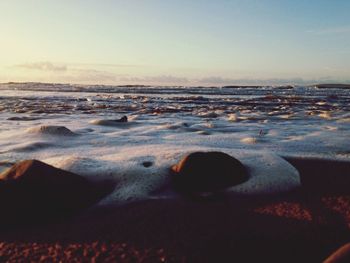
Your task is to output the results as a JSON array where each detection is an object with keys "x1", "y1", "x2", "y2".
[
  {"x1": 9, "y1": 61, "x2": 121, "y2": 83},
  {"x1": 114, "y1": 75, "x2": 350, "y2": 86},
  {"x1": 5, "y1": 61, "x2": 350, "y2": 85},
  {"x1": 68, "y1": 68, "x2": 118, "y2": 83},
  {"x1": 119, "y1": 75, "x2": 189, "y2": 84},
  {"x1": 198, "y1": 76, "x2": 237, "y2": 85},
  {"x1": 72, "y1": 63, "x2": 142, "y2": 68},
  {"x1": 15, "y1": 61, "x2": 67, "y2": 71},
  {"x1": 196, "y1": 76, "x2": 308, "y2": 86},
  {"x1": 195, "y1": 76, "x2": 350, "y2": 86},
  {"x1": 306, "y1": 25, "x2": 350, "y2": 35}
]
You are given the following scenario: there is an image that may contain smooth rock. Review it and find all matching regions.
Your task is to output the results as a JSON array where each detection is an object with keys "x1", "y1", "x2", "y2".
[
  {"x1": 90, "y1": 116, "x2": 137, "y2": 127},
  {"x1": 171, "y1": 151, "x2": 248, "y2": 193},
  {"x1": 118, "y1": 116, "x2": 128, "y2": 122},
  {"x1": 324, "y1": 243, "x2": 350, "y2": 263},
  {"x1": 28, "y1": 125, "x2": 77, "y2": 136},
  {"x1": 0, "y1": 160, "x2": 113, "y2": 224}
]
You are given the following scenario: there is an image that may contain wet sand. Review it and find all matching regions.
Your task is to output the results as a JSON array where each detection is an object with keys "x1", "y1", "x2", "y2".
[{"x1": 0, "y1": 157, "x2": 350, "y2": 262}]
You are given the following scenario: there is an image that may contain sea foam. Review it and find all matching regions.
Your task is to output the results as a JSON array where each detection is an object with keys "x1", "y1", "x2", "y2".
[
  {"x1": 44, "y1": 146, "x2": 300, "y2": 206},
  {"x1": 0, "y1": 83, "x2": 349, "y2": 206}
]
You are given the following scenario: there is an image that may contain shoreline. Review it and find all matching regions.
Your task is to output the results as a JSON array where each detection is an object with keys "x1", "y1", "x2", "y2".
[{"x1": 0, "y1": 156, "x2": 349, "y2": 262}]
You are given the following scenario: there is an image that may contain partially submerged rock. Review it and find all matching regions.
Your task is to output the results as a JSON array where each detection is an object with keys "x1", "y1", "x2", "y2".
[
  {"x1": 28, "y1": 125, "x2": 77, "y2": 136},
  {"x1": 171, "y1": 151, "x2": 248, "y2": 193},
  {"x1": 7, "y1": 116, "x2": 40, "y2": 121},
  {"x1": 0, "y1": 160, "x2": 113, "y2": 224},
  {"x1": 118, "y1": 116, "x2": 128, "y2": 122},
  {"x1": 90, "y1": 116, "x2": 134, "y2": 127}
]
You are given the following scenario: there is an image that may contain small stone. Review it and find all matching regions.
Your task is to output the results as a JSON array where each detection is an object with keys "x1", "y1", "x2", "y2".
[
  {"x1": 142, "y1": 161, "x2": 153, "y2": 168},
  {"x1": 116, "y1": 116, "x2": 128, "y2": 122}
]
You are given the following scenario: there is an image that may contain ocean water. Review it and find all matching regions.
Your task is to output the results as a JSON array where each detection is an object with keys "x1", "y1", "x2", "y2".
[{"x1": 0, "y1": 83, "x2": 349, "y2": 202}]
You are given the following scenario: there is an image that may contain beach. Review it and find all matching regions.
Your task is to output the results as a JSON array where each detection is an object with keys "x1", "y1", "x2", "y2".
[
  {"x1": 0, "y1": 83, "x2": 350, "y2": 262},
  {"x1": 1, "y1": 157, "x2": 350, "y2": 262}
]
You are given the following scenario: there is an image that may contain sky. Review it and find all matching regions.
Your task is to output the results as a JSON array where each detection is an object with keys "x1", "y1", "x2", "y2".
[{"x1": 0, "y1": 0, "x2": 349, "y2": 86}]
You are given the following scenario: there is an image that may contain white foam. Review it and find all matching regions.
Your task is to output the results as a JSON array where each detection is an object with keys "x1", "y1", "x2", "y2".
[
  {"x1": 241, "y1": 137, "x2": 257, "y2": 144},
  {"x1": 11, "y1": 141, "x2": 54, "y2": 152},
  {"x1": 43, "y1": 145, "x2": 300, "y2": 205},
  {"x1": 227, "y1": 152, "x2": 300, "y2": 196},
  {"x1": 227, "y1": 113, "x2": 239, "y2": 122},
  {"x1": 319, "y1": 111, "x2": 331, "y2": 119},
  {"x1": 337, "y1": 117, "x2": 350, "y2": 123},
  {"x1": 0, "y1": 86, "x2": 349, "y2": 206}
]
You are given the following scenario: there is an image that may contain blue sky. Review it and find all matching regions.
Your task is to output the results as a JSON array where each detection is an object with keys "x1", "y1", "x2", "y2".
[{"x1": 0, "y1": 0, "x2": 349, "y2": 85}]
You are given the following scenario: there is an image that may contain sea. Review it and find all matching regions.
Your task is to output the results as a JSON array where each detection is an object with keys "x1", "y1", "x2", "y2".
[{"x1": 0, "y1": 82, "x2": 349, "y2": 202}]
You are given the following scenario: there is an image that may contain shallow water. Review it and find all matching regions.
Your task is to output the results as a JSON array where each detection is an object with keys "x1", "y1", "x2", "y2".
[{"x1": 0, "y1": 83, "x2": 349, "y2": 200}]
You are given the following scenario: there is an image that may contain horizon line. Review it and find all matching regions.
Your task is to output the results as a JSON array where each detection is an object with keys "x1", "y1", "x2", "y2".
[{"x1": 2, "y1": 81, "x2": 350, "y2": 88}]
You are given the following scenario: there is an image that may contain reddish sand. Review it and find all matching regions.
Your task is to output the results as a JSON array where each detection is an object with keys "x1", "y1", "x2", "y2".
[
  {"x1": 0, "y1": 157, "x2": 350, "y2": 262},
  {"x1": 0, "y1": 242, "x2": 170, "y2": 262}
]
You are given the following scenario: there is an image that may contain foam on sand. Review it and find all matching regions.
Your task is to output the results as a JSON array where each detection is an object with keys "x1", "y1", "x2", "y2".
[
  {"x1": 11, "y1": 141, "x2": 55, "y2": 152},
  {"x1": 319, "y1": 111, "x2": 332, "y2": 119},
  {"x1": 240, "y1": 137, "x2": 258, "y2": 144},
  {"x1": 227, "y1": 152, "x2": 300, "y2": 196},
  {"x1": 44, "y1": 146, "x2": 300, "y2": 206}
]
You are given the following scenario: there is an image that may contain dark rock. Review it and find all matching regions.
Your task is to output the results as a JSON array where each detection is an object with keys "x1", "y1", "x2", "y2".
[
  {"x1": 142, "y1": 161, "x2": 153, "y2": 168},
  {"x1": 7, "y1": 116, "x2": 39, "y2": 121},
  {"x1": 171, "y1": 152, "x2": 248, "y2": 193},
  {"x1": 0, "y1": 160, "x2": 113, "y2": 225},
  {"x1": 324, "y1": 243, "x2": 350, "y2": 263},
  {"x1": 116, "y1": 116, "x2": 128, "y2": 122}
]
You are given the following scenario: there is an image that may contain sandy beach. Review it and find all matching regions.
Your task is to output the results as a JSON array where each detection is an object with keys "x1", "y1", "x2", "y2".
[{"x1": 0, "y1": 157, "x2": 349, "y2": 262}]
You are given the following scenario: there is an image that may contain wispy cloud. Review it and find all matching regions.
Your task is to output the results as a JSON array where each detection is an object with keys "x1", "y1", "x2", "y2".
[
  {"x1": 67, "y1": 68, "x2": 119, "y2": 83},
  {"x1": 10, "y1": 61, "x2": 121, "y2": 83},
  {"x1": 5, "y1": 61, "x2": 350, "y2": 85},
  {"x1": 119, "y1": 75, "x2": 189, "y2": 84},
  {"x1": 71, "y1": 63, "x2": 142, "y2": 68},
  {"x1": 306, "y1": 25, "x2": 350, "y2": 35},
  {"x1": 196, "y1": 76, "x2": 307, "y2": 86},
  {"x1": 14, "y1": 61, "x2": 67, "y2": 72},
  {"x1": 198, "y1": 76, "x2": 233, "y2": 85},
  {"x1": 117, "y1": 75, "x2": 349, "y2": 86}
]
